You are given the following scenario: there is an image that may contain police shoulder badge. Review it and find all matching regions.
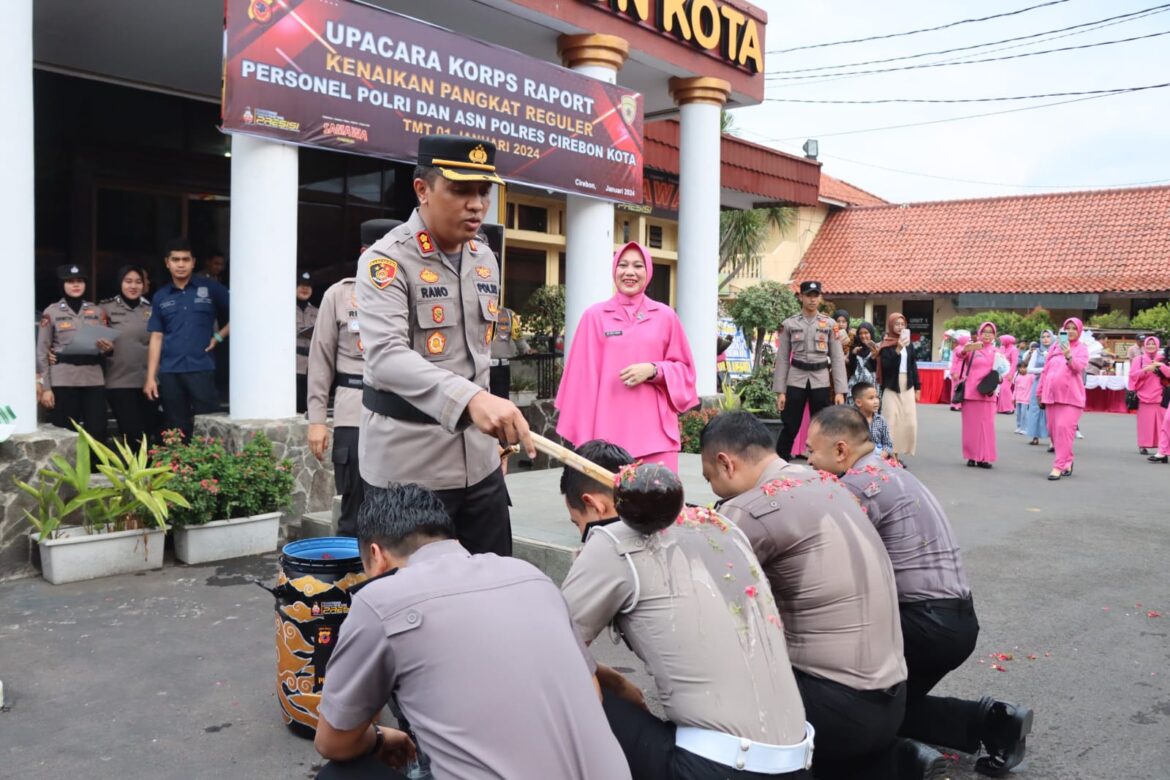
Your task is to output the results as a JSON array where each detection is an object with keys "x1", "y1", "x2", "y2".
[
  {"x1": 431, "y1": 305, "x2": 445, "y2": 324},
  {"x1": 474, "y1": 266, "x2": 492, "y2": 279},
  {"x1": 426, "y1": 331, "x2": 447, "y2": 355},
  {"x1": 369, "y1": 258, "x2": 398, "y2": 290},
  {"x1": 419, "y1": 268, "x2": 440, "y2": 283},
  {"x1": 416, "y1": 231, "x2": 435, "y2": 255}
]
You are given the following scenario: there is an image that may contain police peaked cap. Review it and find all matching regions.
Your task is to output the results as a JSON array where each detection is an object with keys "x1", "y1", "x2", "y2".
[
  {"x1": 297, "y1": 270, "x2": 313, "y2": 285},
  {"x1": 360, "y1": 219, "x2": 403, "y2": 248},
  {"x1": 416, "y1": 135, "x2": 505, "y2": 185},
  {"x1": 799, "y1": 281, "x2": 823, "y2": 295},
  {"x1": 57, "y1": 263, "x2": 87, "y2": 281}
]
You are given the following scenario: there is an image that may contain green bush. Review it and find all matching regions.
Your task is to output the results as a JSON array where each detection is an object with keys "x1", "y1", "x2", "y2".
[
  {"x1": 943, "y1": 307, "x2": 1054, "y2": 345},
  {"x1": 521, "y1": 284, "x2": 565, "y2": 348},
  {"x1": 679, "y1": 408, "x2": 720, "y2": 454},
  {"x1": 733, "y1": 345, "x2": 780, "y2": 419},
  {"x1": 1087, "y1": 310, "x2": 1131, "y2": 329},
  {"x1": 152, "y1": 430, "x2": 294, "y2": 525},
  {"x1": 726, "y1": 281, "x2": 799, "y2": 365},
  {"x1": 1132, "y1": 302, "x2": 1170, "y2": 341}
]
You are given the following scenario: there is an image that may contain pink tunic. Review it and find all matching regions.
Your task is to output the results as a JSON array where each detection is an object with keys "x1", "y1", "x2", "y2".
[
  {"x1": 996, "y1": 339, "x2": 1019, "y2": 413},
  {"x1": 1130, "y1": 351, "x2": 1165, "y2": 449},
  {"x1": 1039, "y1": 326, "x2": 1088, "y2": 471},
  {"x1": 959, "y1": 341, "x2": 998, "y2": 462},
  {"x1": 555, "y1": 299, "x2": 698, "y2": 465},
  {"x1": 1013, "y1": 373, "x2": 1034, "y2": 405},
  {"x1": 947, "y1": 335, "x2": 971, "y2": 409}
]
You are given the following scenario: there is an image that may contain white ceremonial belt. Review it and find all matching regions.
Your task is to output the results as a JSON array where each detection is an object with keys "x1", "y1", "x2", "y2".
[
  {"x1": 675, "y1": 722, "x2": 815, "y2": 774},
  {"x1": 489, "y1": 358, "x2": 509, "y2": 367}
]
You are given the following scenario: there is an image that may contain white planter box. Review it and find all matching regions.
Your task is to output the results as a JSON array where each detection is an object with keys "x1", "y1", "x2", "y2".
[
  {"x1": 173, "y1": 512, "x2": 281, "y2": 564},
  {"x1": 510, "y1": 390, "x2": 538, "y2": 407},
  {"x1": 36, "y1": 525, "x2": 166, "y2": 585}
]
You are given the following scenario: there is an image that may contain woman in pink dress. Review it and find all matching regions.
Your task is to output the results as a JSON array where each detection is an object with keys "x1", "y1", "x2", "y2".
[
  {"x1": 555, "y1": 241, "x2": 698, "y2": 473},
  {"x1": 958, "y1": 322, "x2": 1000, "y2": 468},
  {"x1": 1038, "y1": 317, "x2": 1089, "y2": 480},
  {"x1": 1129, "y1": 336, "x2": 1164, "y2": 455},
  {"x1": 1140, "y1": 342, "x2": 1170, "y2": 463},
  {"x1": 996, "y1": 335, "x2": 1019, "y2": 414}
]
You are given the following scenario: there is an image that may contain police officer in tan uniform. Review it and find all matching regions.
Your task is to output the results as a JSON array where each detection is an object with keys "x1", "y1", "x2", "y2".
[
  {"x1": 488, "y1": 306, "x2": 529, "y2": 399},
  {"x1": 773, "y1": 280, "x2": 847, "y2": 459},
  {"x1": 306, "y1": 220, "x2": 401, "y2": 536},
  {"x1": 100, "y1": 264, "x2": 155, "y2": 446},
  {"x1": 356, "y1": 135, "x2": 534, "y2": 556},
  {"x1": 37, "y1": 264, "x2": 109, "y2": 439},
  {"x1": 296, "y1": 270, "x2": 319, "y2": 415}
]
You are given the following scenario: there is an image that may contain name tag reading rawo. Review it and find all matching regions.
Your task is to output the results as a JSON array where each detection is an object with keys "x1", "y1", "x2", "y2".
[{"x1": 604, "y1": 330, "x2": 623, "y2": 337}]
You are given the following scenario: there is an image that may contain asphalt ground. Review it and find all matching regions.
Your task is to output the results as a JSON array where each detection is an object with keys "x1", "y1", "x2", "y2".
[{"x1": 1, "y1": 405, "x2": 1167, "y2": 779}]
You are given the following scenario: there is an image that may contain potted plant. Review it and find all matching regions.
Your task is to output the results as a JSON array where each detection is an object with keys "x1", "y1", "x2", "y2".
[
  {"x1": 154, "y1": 430, "x2": 294, "y2": 564},
  {"x1": 16, "y1": 424, "x2": 189, "y2": 584},
  {"x1": 509, "y1": 374, "x2": 539, "y2": 407},
  {"x1": 735, "y1": 346, "x2": 784, "y2": 445}
]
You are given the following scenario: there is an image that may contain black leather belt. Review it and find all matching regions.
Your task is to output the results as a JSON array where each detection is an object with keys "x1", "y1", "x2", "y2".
[
  {"x1": 792, "y1": 358, "x2": 829, "y2": 372},
  {"x1": 905, "y1": 596, "x2": 974, "y2": 611},
  {"x1": 334, "y1": 372, "x2": 364, "y2": 390},
  {"x1": 362, "y1": 385, "x2": 438, "y2": 425},
  {"x1": 296, "y1": 346, "x2": 310, "y2": 356},
  {"x1": 56, "y1": 354, "x2": 102, "y2": 365}
]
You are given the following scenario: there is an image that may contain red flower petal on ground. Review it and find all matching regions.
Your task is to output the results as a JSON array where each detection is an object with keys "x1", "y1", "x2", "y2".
[
  {"x1": 1148, "y1": 610, "x2": 1162, "y2": 618},
  {"x1": 991, "y1": 664, "x2": 1007, "y2": 672}
]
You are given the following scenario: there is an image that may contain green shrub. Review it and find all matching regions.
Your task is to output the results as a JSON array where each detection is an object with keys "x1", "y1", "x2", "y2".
[
  {"x1": 943, "y1": 308, "x2": 1054, "y2": 345},
  {"x1": 679, "y1": 408, "x2": 720, "y2": 454},
  {"x1": 1132, "y1": 302, "x2": 1170, "y2": 341},
  {"x1": 1087, "y1": 310, "x2": 1131, "y2": 329}
]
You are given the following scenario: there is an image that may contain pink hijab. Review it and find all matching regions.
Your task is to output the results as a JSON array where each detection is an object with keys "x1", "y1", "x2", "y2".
[
  {"x1": 555, "y1": 242, "x2": 698, "y2": 458},
  {"x1": 1062, "y1": 317, "x2": 1084, "y2": 341},
  {"x1": 613, "y1": 241, "x2": 653, "y2": 316}
]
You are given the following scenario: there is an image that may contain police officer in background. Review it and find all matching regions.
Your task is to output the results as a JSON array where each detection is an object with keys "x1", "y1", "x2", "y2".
[
  {"x1": 306, "y1": 220, "x2": 401, "y2": 536},
  {"x1": 356, "y1": 135, "x2": 534, "y2": 556},
  {"x1": 488, "y1": 306, "x2": 529, "y2": 399},
  {"x1": 296, "y1": 270, "x2": 319, "y2": 415},
  {"x1": 100, "y1": 265, "x2": 155, "y2": 446},
  {"x1": 36, "y1": 264, "x2": 109, "y2": 439},
  {"x1": 808, "y1": 406, "x2": 1033, "y2": 777}
]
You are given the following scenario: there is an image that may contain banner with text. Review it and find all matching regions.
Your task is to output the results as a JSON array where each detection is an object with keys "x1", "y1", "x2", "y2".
[{"x1": 223, "y1": 0, "x2": 644, "y2": 202}]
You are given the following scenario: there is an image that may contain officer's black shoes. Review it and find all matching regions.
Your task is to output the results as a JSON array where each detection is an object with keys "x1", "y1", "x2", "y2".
[
  {"x1": 894, "y1": 738, "x2": 951, "y2": 779},
  {"x1": 975, "y1": 699, "x2": 1033, "y2": 777}
]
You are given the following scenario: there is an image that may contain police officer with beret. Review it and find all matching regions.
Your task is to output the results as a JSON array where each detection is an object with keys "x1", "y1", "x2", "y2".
[
  {"x1": 306, "y1": 220, "x2": 401, "y2": 536},
  {"x1": 37, "y1": 264, "x2": 109, "y2": 439},
  {"x1": 356, "y1": 135, "x2": 535, "y2": 556},
  {"x1": 773, "y1": 280, "x2": 847, "y2": 459},
  {"x1": 296, "y1": 270, "x2": 319, "y2": 415}
]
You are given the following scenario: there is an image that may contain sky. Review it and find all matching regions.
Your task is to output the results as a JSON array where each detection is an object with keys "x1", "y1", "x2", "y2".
[{"x1": 731, "y1": 0, "x2": 1170, "y2": 203}]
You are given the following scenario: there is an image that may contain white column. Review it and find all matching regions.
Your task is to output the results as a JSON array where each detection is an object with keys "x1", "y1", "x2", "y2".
[
  {"x1": 671, "y1": 78, "x2": 730, "y2": 398},
  {"x1": 1, "y1": 0, "x2": 35, "y2": 434},
  {"x1": 228, "y1": 135, "x2": 298, "y2": 419},
  {"x1": 558, "y1": 35, "x2": 628, "y2": 353}
]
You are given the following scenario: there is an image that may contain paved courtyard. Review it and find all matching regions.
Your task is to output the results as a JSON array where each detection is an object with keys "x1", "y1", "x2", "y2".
[{"x1": 2, "y1": 405, "x2": 1168, "y2": 779}]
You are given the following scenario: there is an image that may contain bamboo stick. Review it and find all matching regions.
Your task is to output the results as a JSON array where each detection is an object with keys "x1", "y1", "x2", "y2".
[{"x1": 529, "y1": 433, "x2": 616, "y2": 487}]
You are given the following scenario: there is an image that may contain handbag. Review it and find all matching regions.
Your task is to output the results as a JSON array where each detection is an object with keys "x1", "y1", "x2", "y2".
[
  {"x1": 977, "y1": 370, "x2": 1001, "y2": 396},
  {"x1": 951, "y1": 356, "x2": 971, "y2": 405},
  {"x1": 1126, "y1": 390, "x2": 1140, "y2": 411}
]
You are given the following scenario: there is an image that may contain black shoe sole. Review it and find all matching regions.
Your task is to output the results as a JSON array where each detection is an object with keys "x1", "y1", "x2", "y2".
[
  {"x1": 1149, "y1": 456, "x2": 1169, "y2": 463},
  {"x1": 978, "y1": 706, "x2": 1034, "y2": 776}
]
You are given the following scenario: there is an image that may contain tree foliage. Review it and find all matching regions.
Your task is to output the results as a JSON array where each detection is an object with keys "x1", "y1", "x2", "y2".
[
  {"x1": 943, "y1": 308, "x2": 1054, "y2": 345},
  {"x1": 521, "y1": 284, "x2": 565, "y2": 347},
  {"x1": 726, "y1": 281, "x2": 799, "y2": 365},
  {"x1": 1087, "y1": 310, "x2": 1131, "y2": 329},
  {"x1": 718, "y1": 207, "x2": 795, "y2": 291},
  {"x1": 1132, "y1": 302, "x2": 1170, "y2": 341}
]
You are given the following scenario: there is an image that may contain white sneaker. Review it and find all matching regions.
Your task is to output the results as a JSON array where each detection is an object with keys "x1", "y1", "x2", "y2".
[
  {"x1": 1014, "y1": 429, "x2": 1024, "y2": 435},
  {"x1": 1076, "y1": 430, "x2": 1085, "y2": 439}
]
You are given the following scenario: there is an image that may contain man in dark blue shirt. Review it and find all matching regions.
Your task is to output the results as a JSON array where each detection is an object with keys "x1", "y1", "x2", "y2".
[{"x1": 144, "y1": 238, "x2": 230, "y2": 440}]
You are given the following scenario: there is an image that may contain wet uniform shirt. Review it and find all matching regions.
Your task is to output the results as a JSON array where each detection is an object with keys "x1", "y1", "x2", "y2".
[
  {"x1": 774, "y1": 312, "x2": 847, "y2": 391},
  {"x1": 837, "y1": 451, "x2": 971, "y2": 603},
  {"x1": 355, "y1": 209, "x2": 501, "y2": 489},
  {"x1": 99, "y1": 296, "x2": 152, "y2": 389},
  {"x1": 720, "y1": 458, "x2": 907, "y2": 692},
  {"x1": 319, "y1": 540, "x2": 630, "y2": 780},
  {"x1": 36, "y1": 299, "x2": 106, "y2": 389},
  {"x1": 562, "y1": 511, "x2": 807, "y2": 746},
  {"x1": 296, "y1": 301, "x2": 319, "y2": 375},
  {"x1": 307, "y1": 279, "x2": 363, "y2": 428},
  {"x1": 147, "y1": 278, "x2": 230, "y2": 373}
]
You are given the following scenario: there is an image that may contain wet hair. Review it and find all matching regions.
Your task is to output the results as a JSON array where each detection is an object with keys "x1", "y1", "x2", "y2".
[
  {"x1": 412, "y1": 165, "x2": 443, "y2": 188},
  {"x1": 699, "y1": 412, "x2": 774, "y2": 459},
  {"x1": 357, "y1": 483, "x2": 455, "y2": 557},
  {"x1": 163, "y1": 238, "x2": 192, "y2": 258},
  {"x1": 851, "y1": 381, "x2": 876, "y2": 402},
  {"x1": 560, "y1": 440, "x2": 634, "y2": 510},
  {"x1": 614, "y1": 463, "x2": 684, "y2": 535},
  {"x1": 812, "y1": 405, "x2": 871, "y2": 445}
]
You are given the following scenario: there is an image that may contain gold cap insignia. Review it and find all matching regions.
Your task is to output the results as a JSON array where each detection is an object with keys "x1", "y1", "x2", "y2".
[{"x1": 469, "y1": 145, "x2": 488, "y2": 165}]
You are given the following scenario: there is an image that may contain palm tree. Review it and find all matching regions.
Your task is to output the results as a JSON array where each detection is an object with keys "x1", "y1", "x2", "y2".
[{"x1": 718, "y1": 206, "x2": 794, "y2": 291}]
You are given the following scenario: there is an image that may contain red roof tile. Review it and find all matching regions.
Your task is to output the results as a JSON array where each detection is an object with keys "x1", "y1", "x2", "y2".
[
  {"x1": 794, "y1": 185, "x2": 1170, "y2": 295},
  {"x1": 644, "y1": 120, "x2": 820, "y2": 207},
  {"x1": 819, "y1": 174, "x2": 887, "y2": 207}
]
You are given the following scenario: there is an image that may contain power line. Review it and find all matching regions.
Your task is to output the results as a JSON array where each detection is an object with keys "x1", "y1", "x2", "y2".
[
  {"x1": 765, "y1": 28, "x2": 1170, "y2": 81},
  {"x1": 772, "y1": 4, "x2": 1170, "y2": 74},
  {"x1": 769, "y1": 0, "x2": 1070, "y2": 54},
  {"x1": 764, "y1": 82, "x2": 1170, "y2": 105},
  {"x1": 750, "y1": 88, "x2": 1148, "y2": 140}
]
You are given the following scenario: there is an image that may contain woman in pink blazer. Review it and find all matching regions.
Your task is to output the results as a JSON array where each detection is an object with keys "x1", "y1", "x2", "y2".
[
  {"x1": 1039, "y1": 318, "x2": 1089, "y2": 480},
  {"x1": 958, "y1": 322, "x2": 1000, "y2": 468},
  {"x1": 1129, "y1": 336, "x2": 1164, "y2": 455}
]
